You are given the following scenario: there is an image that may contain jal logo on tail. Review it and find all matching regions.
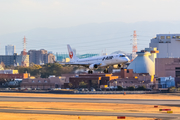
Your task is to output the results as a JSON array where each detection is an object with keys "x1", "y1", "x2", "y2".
[{"x1": 69, "y1": 51, "x2": 73, "y2": 59}]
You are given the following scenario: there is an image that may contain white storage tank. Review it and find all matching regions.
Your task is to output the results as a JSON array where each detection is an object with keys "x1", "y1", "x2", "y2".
[{"x1": 127, "y1": 51, "x2": 155, "y2": 75}]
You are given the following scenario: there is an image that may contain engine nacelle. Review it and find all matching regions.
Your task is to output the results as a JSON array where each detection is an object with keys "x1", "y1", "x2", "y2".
[
  {"x1": 118, "y1": 64, "x2": 122, "y2": 68},
  {"x1": 89, "y1": 64, "x2": 98, "y2": 70},
  {"x1": 113, "y1": 64, "x2": 122, "y2": 69}
]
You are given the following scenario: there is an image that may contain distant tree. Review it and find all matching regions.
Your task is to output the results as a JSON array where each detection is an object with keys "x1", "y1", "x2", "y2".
[
  {"x1": 61, "y1": 66, "x2": 74, "y2": 74},
  {"x1": 127, "y1": 86, "x2": 135, "y2": 91},
  {"x1": 15, "y1": 63, "x2": 75, "y2": 78},
  {"x1": 168, "y1": 86, "x2": 176, "y2": 92},
  {"x1": 32, "y1": 64, "x2": 42, "y2": 69},
  {"x1": 5, "y1": 65, "x2": 15, "y2": 70},
  {"x1": 29, "y1": 62, "x2": 35, "y2": 67},
  {"x1": 117, "y1": 86, "x2": 123, "y2": 91},
  {"x1": 41, "y1": 63, "x2": 63, "y2": 78},
  {"x1": 136, "y1": 85, "x2": 146, "y2": 90}
]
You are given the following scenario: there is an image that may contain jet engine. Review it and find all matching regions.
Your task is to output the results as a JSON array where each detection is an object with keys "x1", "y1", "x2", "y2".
[
  {"x1": 113, "y1": 64, "x2": 122, "y2": 69},
  {"x1": 118, "y1": 64, "x2": 122, "y2": 68},
  {"x1": 89, "y1": 64, "x2": 98, "y2": 69}
]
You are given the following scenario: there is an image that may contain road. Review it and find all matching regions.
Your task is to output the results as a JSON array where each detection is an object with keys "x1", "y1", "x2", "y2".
[{"x1": 0, "y1": 95, "x2": 180, "y2": 120}]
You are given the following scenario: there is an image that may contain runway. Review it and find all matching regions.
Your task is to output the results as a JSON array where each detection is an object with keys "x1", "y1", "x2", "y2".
[
  {"x1": 0, "y1": 95, "x2": 180, "y2": 120},
  {"x1": 0, "y1": 109, "x2": 178, "y2": 120},
  {"x1": 0, "y1": 96, "x2": 180, "y2": 106}
]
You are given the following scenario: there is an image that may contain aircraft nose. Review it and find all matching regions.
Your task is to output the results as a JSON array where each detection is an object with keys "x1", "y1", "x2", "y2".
[
  {"x1": 126, "y1": 57, "x2": 130, "y2": 62},
  {"x1": 124, "y1": 57, "x2": 130, "y2": 62}
]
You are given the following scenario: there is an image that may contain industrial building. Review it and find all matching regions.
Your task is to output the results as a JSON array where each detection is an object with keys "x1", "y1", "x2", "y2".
[
  {"x1": 16, "y1": 55, "x2": 29, "y2": 67},
  {"x1": 148, "y1": 34, "x2": 180, "y2": 88},
  {"x1": 127, "y1": 47, "x2": 159, "y2": 76},
  {"x1": 0, "y1": 70, "x2": 18, "y2": 74},
  {"x1": 6, "y1": 79, "x2": 22, "y2": 87},
  {"x1": 19, "y1": 69, "x2": 155, "y2": 90},
  {"x1": 64, "y1": 73, "x2": 119, "y2": 89},
  {"x1": 0, "y1": 72, "x2": 29, "y2": 79},
  {"x1": 110, "y1": 69, "x2": 153, "y2": 89},
  {"x1": 156, "y1": 76, "x2": 175, "y2": 89},
  {"x1": 149, "y1": 34, "x2": 180, "y2": 58},
  {"x1": 155, "y1": 58, "x2": 180, "y2": 78},
  {"x1": 28, "y1": 49, "x2": 55, "y2": 65},
  {"x1": 175, "y1": 78, "x2": 180, "y2": 87},
  {"x1": 21, "y1": 76, "x2": 66, "y2": 89},
  {"x1": 0, "y1": 55, "x2": 15, "y2": 66},
  {"x1": 61, "y1": 69, "x2": 154, "y2": 90},
  {"x1": 5, "y1": 45, "x2": 16, "y2": 55}
]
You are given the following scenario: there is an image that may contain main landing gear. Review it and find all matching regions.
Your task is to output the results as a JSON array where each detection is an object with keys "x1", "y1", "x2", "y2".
[
  {"x1": 88, "y1": 70, "x2": 93, "y2": 74},
  {"x1": 104, "y1": 68, "x2": 109, "y2": 73}
]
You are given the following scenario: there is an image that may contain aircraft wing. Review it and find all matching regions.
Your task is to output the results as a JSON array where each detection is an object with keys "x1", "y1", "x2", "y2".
[
  {"x1": 60, "y1": 62, "x2": 104, "y2": 68},
  {"x1": 60, "y1": 62, "x2": 91, "y2": 67}
]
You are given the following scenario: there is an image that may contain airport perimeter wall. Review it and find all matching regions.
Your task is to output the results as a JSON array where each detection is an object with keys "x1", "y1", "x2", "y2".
[
  {"x1": 0, "y1": 88, "x2": 173, "y2": 94},
  {"x1": 0, "y1": 89, "x2": 159, "y2": 94},
  {"x1": 74, "y1": 91, "x2": 158, "y2": 94}
]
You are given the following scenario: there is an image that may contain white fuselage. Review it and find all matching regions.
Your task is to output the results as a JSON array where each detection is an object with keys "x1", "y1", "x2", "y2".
[{"x1": 71, "y1": 53, "x2": 130, "y2": 69}]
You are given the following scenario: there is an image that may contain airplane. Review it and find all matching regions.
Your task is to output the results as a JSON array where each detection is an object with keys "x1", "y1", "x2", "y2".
[{"x1": 63, "y1": 44, "x2": 130, "y2": 74}]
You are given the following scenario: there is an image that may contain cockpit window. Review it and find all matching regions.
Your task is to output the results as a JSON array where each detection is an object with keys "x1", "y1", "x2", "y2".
[{"x1": 119, "y1": 55, "x2": 125, "y2": 57}]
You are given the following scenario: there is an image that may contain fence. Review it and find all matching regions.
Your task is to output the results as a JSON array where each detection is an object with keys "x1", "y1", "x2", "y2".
[{"x1": 74, "y1": 91, "x2": 158, "y2": 94}]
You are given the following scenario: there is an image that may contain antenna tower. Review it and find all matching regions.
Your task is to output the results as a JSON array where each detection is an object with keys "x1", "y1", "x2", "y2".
[
  {"x1": 23, "y1": 36, "x2": 26, "y2": 56},
  {"x1": 132, "y1": 30, "x2": 137, "y2": 60},
  {"x1": 21, "y1": 36, "x2": 27, "y2": 66}
]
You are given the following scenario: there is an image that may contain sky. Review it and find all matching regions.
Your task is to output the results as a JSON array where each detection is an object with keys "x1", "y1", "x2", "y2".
[
  {"x1": 1, "y1": 0, "x2": 180, "y2": 55},
  {"x1": 1, "y1": 0, "x2": 180, "y2": 35}
]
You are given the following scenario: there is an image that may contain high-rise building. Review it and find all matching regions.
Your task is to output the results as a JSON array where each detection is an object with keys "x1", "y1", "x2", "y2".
[
  {"x1": 149, "y1": 34, "x2": 180, "y2": 58},
  {"x1": 5, "y1": 45, "x2": 16, "y2": 55},
  {"x1": 16, "y1": 55, "x2": 29, "y2": 67},
  {"x1": 28, "y1": 49, "x2": 55, "y2": 65},
  {"x1": 0, "y1": 54, "x2": 29, "y2": 66}
]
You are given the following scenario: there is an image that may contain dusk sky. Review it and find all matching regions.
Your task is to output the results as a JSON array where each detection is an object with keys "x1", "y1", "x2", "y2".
[{"x1": 1, "y1": 0, "x2": 180, "y2": 35}]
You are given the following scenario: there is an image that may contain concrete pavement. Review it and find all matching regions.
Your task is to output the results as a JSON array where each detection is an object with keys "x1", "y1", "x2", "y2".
[
  {"x1": 0, "y1": 108, "x2": 179, "y2": 120},
  {"x1": 0, "y1": 96, "x2": 180, "y2": 106},
  {"x1": 0, "y1": 95, "x2": 180, "y2": 120}
]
